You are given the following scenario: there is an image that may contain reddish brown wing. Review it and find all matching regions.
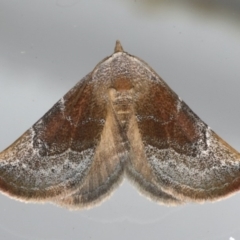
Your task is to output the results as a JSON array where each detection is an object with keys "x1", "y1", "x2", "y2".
[
  {"x1": 129, "y1": 56, "x2": 240, "y2": 202},
  {"x1": 54, "y1": 106, "x2": 129, "y2": 209},
  {"x1": 0, "y1": 73, "x2": 106, "y2": 201},
  {"x1": 125, "y1": 111, "x2": 183, "y2": 205}
]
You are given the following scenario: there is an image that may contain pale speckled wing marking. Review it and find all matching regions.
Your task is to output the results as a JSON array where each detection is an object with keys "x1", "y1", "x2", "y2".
[
  {"x1": 128, "y1": 55, "x2": 240, "y2": 201},
  {"x1": 0, "y1": 73, "x2": 106, "y2": 200}
]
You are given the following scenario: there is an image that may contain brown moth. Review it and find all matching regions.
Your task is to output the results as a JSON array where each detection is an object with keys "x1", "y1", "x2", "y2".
[{"x1": 0, "y1": 41, "x2": 240, "y2": 209}]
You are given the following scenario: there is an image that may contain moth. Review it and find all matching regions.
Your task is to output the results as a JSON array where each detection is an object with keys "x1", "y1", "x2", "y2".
[{"x1": 0, "y1": 41, "x2": 240, "y2": 209}]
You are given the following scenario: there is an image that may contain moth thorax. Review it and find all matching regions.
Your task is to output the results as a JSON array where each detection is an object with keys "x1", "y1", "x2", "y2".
[{"x1": 108, "y1": 87, "x2": 133, "y2": 127}]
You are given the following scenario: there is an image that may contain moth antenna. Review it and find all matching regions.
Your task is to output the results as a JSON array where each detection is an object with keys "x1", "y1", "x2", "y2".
[{"x1": 114, "y1": 40, "x2": 124, "y2": 53}]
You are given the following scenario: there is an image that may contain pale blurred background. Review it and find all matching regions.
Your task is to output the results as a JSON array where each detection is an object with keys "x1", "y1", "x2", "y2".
[{"x1": 1, "y1": 0, "x2": 240, "y2": 239}]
